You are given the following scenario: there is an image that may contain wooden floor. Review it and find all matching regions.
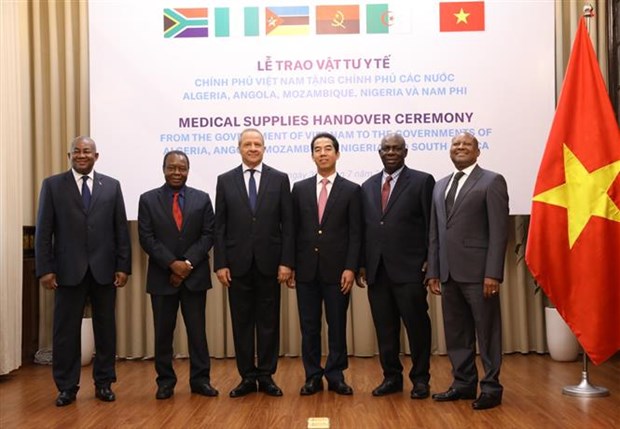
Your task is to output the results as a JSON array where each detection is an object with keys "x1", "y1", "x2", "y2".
[{"x1": 1, "y1": 354, "x2": 618, "y2": 429}]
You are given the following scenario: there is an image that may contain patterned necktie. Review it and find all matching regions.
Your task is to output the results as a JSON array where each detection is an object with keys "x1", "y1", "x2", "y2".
[
  {"x1": 248, "y1": 169, "x2": 258, "y2": 213},
  {"x1": 318, "y1": 178, "x2": 329, "y2": 223},
  {"x1": 81, "y1": 176, "x2": 91, "y2": 210},
  {"x1": 172, "y1": 192, "x2": 182, "y2": 230},
  {"x1": 445, "y1": 171, "x2": 465, "y2": 215},
  {"x1": 381, "y1": 175, "x2": 392, "y2": 213}
]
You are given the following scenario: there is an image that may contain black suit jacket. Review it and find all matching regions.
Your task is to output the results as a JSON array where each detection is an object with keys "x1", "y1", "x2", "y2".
[
  {"x1": 138, "y1": 185, "x2": 215, "y2": 295},
  {"x1": 35, "y1": 170, "x2": 131, "y2": 285},
  {"x1": 292, "y1": 174, "x2": 362, "y2": 284},
  {"x1": 214, "y1": 164, "x2": 294, "y2": 276},
  {"x1": 361, "y1": 166, "x2": 435, "y2": 284}
]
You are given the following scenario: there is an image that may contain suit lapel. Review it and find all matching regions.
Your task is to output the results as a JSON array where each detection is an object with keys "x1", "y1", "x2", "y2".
[
  {"x1": 156, "y1": 185, "x2": 178, "y2": 230},
  {"x1": 88, "y1": 172, "x2": 104, "y2": 213},
  {"x1": 308, "y1": 176, "x2": 319, "y2": 225},
  {"x1": 232, "y1": 166, "x2": 253, "y2": 214},
  {"x1": 64, "y1": 171, "x2": 85, "y2": 212},
  {"x1": 448, "y1": 166, "x2": 482, "y2": 220},
  {"x1": 255, "y1": 164, "x2": 272, "y2": 213},
  {"x1": 321, "y1": 174, "x2": 342, "y2": 225},
  {"x1": 383, "y1": 167, "x2": 409, "y2": 215}
]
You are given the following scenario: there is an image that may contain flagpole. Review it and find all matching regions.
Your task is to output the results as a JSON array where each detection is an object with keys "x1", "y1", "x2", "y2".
[
  {"x1": 562, "y1": 353, "x2": 609, "y2": 397},
  {"x1": 561, "y1": 5, "x2": 609, "y2": 398}
]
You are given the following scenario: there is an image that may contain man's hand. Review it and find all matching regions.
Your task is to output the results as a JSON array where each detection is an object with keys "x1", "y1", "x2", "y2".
[
  {"x1": 169, "y1": 273, "x2": 183, "y2": 288},
  {"x1": 355, "y1": 267, "x2": 367, "y2": 289},
  {"x1": 340, "y1": 269, "x2": 355, "y2": 294},
  {"x1": 40, "y1": 273, "x2": 57, "y2": 290},
  {"x1": 216, "y1": 268, "x2": 232, "y2": 287},
  {"x1": 286, "y1": 270, "x2": 296, "y2": 289},
  {"x1": 114, "y1": 272, "x2": 129, "y2": 288},
  {"x1": 278, "y1": 265, "x2": 292, "y2": 284},
  {"x1": 483, "y1": 277, "x2": 500, "y2": 298},
  {"x1": 427, "y1": 278, "x2": 441, "y2": 295},
  {"x1": 169, "y1": 260, "x2": 192, "y2": 279}
]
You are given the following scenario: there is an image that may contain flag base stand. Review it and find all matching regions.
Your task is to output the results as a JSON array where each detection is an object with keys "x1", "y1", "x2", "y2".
[{"x1": 562, "y1": 354, "x2": 609, "y2": 397}]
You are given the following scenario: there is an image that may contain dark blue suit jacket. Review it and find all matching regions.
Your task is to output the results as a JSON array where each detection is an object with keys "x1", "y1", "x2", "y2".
[
  {"x1": 292, "y1": 174, "x2": 362, "y2": 284},
  {"x1": 361, "y1": 166, "x2": 435, "y2": 284},
  {"x1": 35, "y1": 170, "x2": 131, "y2": 285},
  {"x1": 214, "y1": 164, "x2": 294, "y2": 276},
  {"x1": 138, "y1": 185, "x2": 215, "y2": 295}
]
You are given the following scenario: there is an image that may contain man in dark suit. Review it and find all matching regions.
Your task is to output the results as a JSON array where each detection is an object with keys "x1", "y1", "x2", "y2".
[
  {"x1": 426, "y1": 131, "x2": 509, "y2": 410},
  {"x1": 138, "y1": 150, "x2": 218, "y2": 400},
  {"x1": 214, "y1": 128, "x2": 294, "y2": 398},
  {"x1": 35, "y1": 136, "x2": 131, "y2": 406},
  {"x1": 357, "y1": 133, "x2": 435, "y2": 400},
  {"x1": 290, "y1": 132, "x2": 362, "y2": 396}
]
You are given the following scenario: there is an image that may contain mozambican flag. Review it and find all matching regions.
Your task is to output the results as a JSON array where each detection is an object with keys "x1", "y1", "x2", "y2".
[
  {"x1": 439, "y1": 1, "x2": 485, "y2": 32},
  {"x1": 266, "y1": 6, "x2": 310, "y2": 36},
  {"x1": 163, "y1": 8, "x2": 208, "y2": 38},
  {"x1": 316, "y1": 5, "x2": 360, "y2": 35}
]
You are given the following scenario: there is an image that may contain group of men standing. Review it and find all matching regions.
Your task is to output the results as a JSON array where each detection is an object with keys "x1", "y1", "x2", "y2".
[{"x1": 35, "y1": 129, "x2": 509, "y2": 411}]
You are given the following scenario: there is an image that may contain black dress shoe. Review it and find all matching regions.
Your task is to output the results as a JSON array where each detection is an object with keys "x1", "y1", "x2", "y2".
[
  {"x1": 372, "y1": 378, "x2": 403, "y2": 396},
  {"x1": 56, "y1": 390, "x2": 77, "y2": 407},
  {"x1": 410, "y1": 384, "x2": 430, "y2": 399},
  {"x1": 432, "y1": 387, "x2": 477, "y2": 402},
  {"x1": 191, "y1": 382, "x2": 219, "y2": 397},
  {"x1": 258, "y1": 378, "x2": 283, "y2": 396},
  {"x1": 328, "y1": 380, "x2": 353, "y2": 395},
  {"x1": 300, "y1": 377, "x2": 324, "y2": 396},
  {"x1": 472, "y1": 393, "x2": 501, "y2": 410},
  {"x1": 95, "y1": 386, "x2": 116, "y2": 402},
  {"x1": 229, "y1": 379, "x2": 258, "y2": 398},
  {"x1": 156, "y1": 385, "x2": 174, "y2": 400}
]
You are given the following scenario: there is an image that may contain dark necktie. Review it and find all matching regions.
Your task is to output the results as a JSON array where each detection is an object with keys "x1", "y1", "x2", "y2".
[
  {"x1": 81, "y1": 176, "x2": 91, "y2": 210},
  {"x1": 172, "y1": 192, "x2": 183, "y2": 230},
  {"x1": 445, "y1": 171, "x2": 465, "y2": 215},
  {"x1": 248, "y1": 169, "x2": 258, "y2": 213},
  {"x1": 381, "y1": 175, "x2": 392, "y2": 213},
  {"x1": 318, "y1": 178, "x2": 329, "y2": 223}
]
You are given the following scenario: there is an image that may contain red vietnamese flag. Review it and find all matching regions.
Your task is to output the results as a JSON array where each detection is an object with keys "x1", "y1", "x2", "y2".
[
  {"x1": 439, "y1": 1, "x2": 484, "y2": 32},
  {"x1": 526, "y1": 17, "x2": 620, "y2": 365}
]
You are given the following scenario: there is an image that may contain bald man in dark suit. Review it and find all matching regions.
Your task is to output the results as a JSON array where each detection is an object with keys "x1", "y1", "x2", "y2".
[
  {"x1": 427, "y1": 132, "x2": 509, "y2": 410},
  {"x1": 35, "y1": 136, "x2": 131, "y2": 407},
  {"x1": 358, "y1": 133, "x2": 435, "y2": 400},
  {"x1": 214, "y1": 128, "x2": 294, "y2": 398}
]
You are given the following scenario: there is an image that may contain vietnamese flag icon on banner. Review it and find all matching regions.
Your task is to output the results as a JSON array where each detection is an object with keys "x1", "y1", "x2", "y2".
[{"x1": 439, "y1": 1, "x2": 485, "y2": 32}]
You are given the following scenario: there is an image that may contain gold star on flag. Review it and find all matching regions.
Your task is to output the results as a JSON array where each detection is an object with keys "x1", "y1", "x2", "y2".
[
  {"x1": 454, "y1": 8, "x2": 470, "y2": 24},
  {"x1": 533, "y1": 144, "x2": 620, "y2": 248}
]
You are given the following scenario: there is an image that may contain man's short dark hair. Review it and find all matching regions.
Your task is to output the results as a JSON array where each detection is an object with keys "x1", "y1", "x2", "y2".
[
  {"x1": 163, "y1": 150, "x2": 190, "y2": 169},
  {"x1": 311, "y1": 132, "x2": 339, "y2": 153}
]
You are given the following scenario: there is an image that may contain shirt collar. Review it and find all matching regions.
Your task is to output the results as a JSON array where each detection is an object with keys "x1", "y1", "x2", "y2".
[
  {"x1": 383, "y1": 165, "x2": 404, "y2": 181},
  {"x1": 243, "y1": 162, "x2": 263, "y2": 173},
  {"x1": 72, "y1": 169, "x2": 94, "y2": 182},
  {"x1": 317, "y1": 172, "x2": 337, "y2": 185},
  {"x1": 453, "y1": 163, "x2": 477, "y2": 177}
]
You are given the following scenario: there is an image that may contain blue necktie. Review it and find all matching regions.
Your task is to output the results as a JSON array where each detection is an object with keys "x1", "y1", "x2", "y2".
[
  {"x1": 248, "y1": 169, "x2": 257, "y2": 213},
  {"x1": 81, "y1": 176, "x2": 91, "y2": 210}
]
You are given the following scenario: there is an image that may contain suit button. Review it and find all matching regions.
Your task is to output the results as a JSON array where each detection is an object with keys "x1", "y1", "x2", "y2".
[
  {"x1": 318, "y1": 230, "x2": 322, "y2": 234},
  {"x1": 252, "y1": 217, "x2": 256, "y2": 221},
  {"x1": 380, "y1": 221, "x2": 384, "y2": 225},
  {"x1": 314, "y1": 247, "x2": 319, "y2": 252}
]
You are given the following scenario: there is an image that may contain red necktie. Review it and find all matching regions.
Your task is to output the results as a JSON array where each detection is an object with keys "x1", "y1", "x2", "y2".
[
  {"x1": 381, "y1": 175, "x2": 392, "y2": 213},
  {"x1": 172, "y1": 192, "x2": 182, "y2": 231},
  {"x1": 318, "y1": 178, "x2": 329, "y2": 223}
]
